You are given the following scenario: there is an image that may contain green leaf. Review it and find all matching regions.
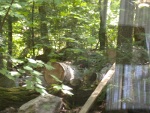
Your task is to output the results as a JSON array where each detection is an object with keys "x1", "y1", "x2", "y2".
[
  {"x1": 36, "y1": 84, "x2": 45, "y2": 89},
  {"x1": 35, "y1": 88, "x2": 48, "y2": 95},
  {"x1": 12, "y1": 3, "x2": 22, "y2": 9},
  {"x1": 23, "y1": 66, "x2": 33, "y2": 71},
  {"x1": 28, "y1": 58, "x2": 36, "y2": 64},
  {"x1": 11, "y1": 58, "x2": 24, "y2": 63},
  {"x1": 36, "y1": 60, "x2": 44, "y2": 67},
  {"x1": 52, "y1": 84, "x2": 62, "y2": 90},
  {"x1": 62, "y1": 37, "x2": 77, "y2": 43},
  {"x1": 87, "y1": 37, "x2": 96, "y2": 44},
  {"x1": 61, "y1": 89, "x2": 74, "y2": 96},
  {"x1": 44, "y1": 64, "x2": 54, "y2": 70},
  {"x1": 62, "y1": 84, "x2": 72, "y2": 90},
  {"x1": 1, "y1": 5, "x2": 10, "y2": 9},
  {"x1": 9, "y1": 71, "x2": 21, "y2": 77},
  {"x1": 25, "y1": 80, "x2": 34, "y2": 89},
  {"x1": 0, "y1": 68, "x2": 15, "y2": 80},
  {"x1": 28, "y1": 62, "x2": 37, "y2": 68},
  {"x1": 80, "y1": 2, "x2": 87, "y2": 6},
  {"x1": 35, "y1": 77, "x2": 42, "y2": 84},
  {"x1": 6, "y1": 74, "x2": 15, "y2": 80},
  {"x1": 36, "y1": 60, "x2": 44, "y2": 64},
  {"x1": 32, "y1": 70, "x2": 42, "y2": 76},
  {"x1": 0, "y1": 11, "x2": 5, "y2": 16},
  {"x1": 17, "y1": 69, "x2": 25, "y2": 73},
  {"x1": 71, "y1": 48, "x2": 83, "y2": 53},
  {"x1": 50, "y1": 74, "x2": 62, "y2": 83},
  {"x1": 0, "y1": 68, "x2": 8, "y2": 75}
]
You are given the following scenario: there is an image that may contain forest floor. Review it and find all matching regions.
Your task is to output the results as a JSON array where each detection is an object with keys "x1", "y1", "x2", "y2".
[
  {"x1": 0, "y1": 104, "x2": 106, "y2": 113},
  {"x1": 0, "y1": 87, "x2": 106, "y2": 113},
  {"x1": 60, "y1": 88, "x2": 106, "y2": 113},
  {"x1": 0, "y1": 103, "x2": 106, "y2": 113}
]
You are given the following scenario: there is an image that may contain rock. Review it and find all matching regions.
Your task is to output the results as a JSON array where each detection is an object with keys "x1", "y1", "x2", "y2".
[
  {"x1": 18, "y1": 94, "x2": 63, "y2": 113},
  {"x1": 0, "y1": 107, "x2": 18, "y2": 113}
]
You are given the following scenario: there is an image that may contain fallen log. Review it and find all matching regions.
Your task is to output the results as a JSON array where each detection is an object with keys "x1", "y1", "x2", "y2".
[
  {"x1": 0, "y1": 87, "x2": 39, "y2": 110},
  {"x1": 79, "y1": 63, "x2": 115, "y2": 113},
  {"x1": 43, "y1": 62, "x2": 82, "y2": 87},
  {"x1": 44, "y1": 62, "x2": 65, "y2": 84}
]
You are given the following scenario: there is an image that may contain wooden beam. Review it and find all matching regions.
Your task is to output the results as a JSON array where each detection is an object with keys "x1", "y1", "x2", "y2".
[{"x1": 79, "y1": 63, "x2": 115, "y2": 113}]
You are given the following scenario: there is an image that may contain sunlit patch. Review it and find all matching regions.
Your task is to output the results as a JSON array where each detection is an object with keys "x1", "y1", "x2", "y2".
[{"x1": 138, "y1": 3, "x2": 150, "y2": 8}]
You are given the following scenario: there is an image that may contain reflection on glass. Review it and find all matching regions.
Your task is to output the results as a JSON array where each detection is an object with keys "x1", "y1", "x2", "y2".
[
  {"x1": 106, "y1": 0, "x2": 150, "y2": 112},
  {"x1": 106, "y1": 64, "x2": 150, "y2": 110}
]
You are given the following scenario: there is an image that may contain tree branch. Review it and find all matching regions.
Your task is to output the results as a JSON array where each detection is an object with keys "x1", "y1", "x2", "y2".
[{"x1": 0, "y1": 0, "x2": 15, "y2": 32}]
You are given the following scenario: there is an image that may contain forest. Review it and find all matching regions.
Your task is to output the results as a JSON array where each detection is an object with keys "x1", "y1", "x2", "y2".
[{"x1": 0, "y1": 0, "x2": 150, "y2": 113}]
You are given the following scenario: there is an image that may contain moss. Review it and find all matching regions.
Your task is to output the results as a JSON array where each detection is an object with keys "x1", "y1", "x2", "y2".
[{"x1": 0, "y1": 87, "x2": 39, "y2": 110}]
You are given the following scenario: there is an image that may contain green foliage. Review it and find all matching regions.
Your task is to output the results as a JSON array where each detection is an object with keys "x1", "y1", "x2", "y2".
[
  {"x1": 52, "y1": 84, "x2": 73, "y2": 96},
  {"x1": 0, "y1": 57, "x2": 49, "y2": 95},
  {"x1": 0, "y1": 0, "x2": 119, "y2": 59},
  {"x1": 0, "y1": 0, "x2": 121, "y2": 95},
  {"x1": 21, "y1": 58, "x2": 48, "y2": 95},
  {"x1": 0, "y1": 55, "x2": 75, "y2": 96},
  {"x1": 50, "y1": 74, "x2": 62, "y2": 83},
  {"x1": 0, "y1": 59, "x2": 17, "y2": 80}
]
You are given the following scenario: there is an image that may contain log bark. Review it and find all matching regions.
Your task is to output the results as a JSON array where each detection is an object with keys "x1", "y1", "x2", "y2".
[{"x1": 0, "y1": 87, "x2": 39, "y2": 110}]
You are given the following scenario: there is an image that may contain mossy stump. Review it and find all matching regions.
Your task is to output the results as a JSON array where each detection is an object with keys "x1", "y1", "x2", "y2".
[{"x1": 0, "y1": 87, "x2": 39, "y2": 110}]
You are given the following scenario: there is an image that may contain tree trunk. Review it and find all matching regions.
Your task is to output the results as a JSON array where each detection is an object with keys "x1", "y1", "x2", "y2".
[
  {"x1": 0, "y1": 16, "x2": 3, "y2": 70},
  {"x1": 99, "y1": 0, "x2": 108, "y2": 50},
  {"x1": 31, "y1": 1, "x2": 35, "y2": 57},
  {"x1": 39, "y1": 3, "x2": 51, "y2": 56},
  {"x1": 0, "y1": 16, "x2": 15, "y2": 88},
  {"x1": 7, "y1": 16, "x2": 13, "y2": 70},
  {"x1": 0, "y1": 16, "x2": 16, "y2": 88}
]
